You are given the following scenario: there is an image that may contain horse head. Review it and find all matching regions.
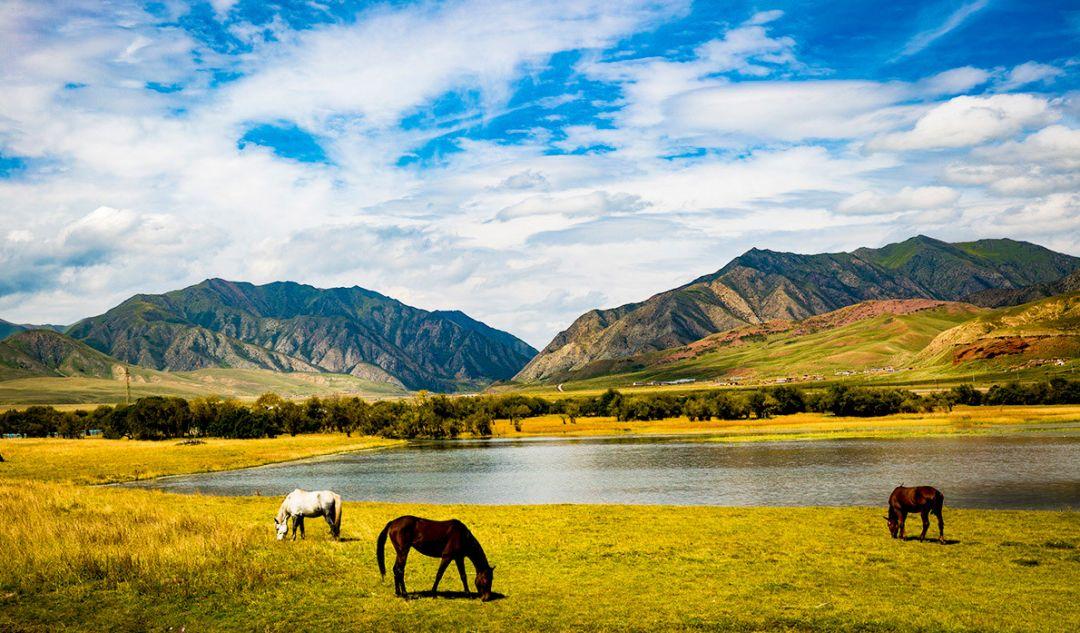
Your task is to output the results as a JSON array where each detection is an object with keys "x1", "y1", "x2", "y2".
[
  {"x1": 884, "y1": 515, "x2": 899, "y2": 538},
  {"x1": 475, "y1": 565, "x2": 495, "y2": 601},
  {"x1": 275, "y1": 517, "x2": 289, "y2": 540}
]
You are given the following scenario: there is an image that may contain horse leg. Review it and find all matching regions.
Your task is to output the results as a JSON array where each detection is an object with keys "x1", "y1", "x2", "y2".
[
  {"x1": 393, "y1": 546, "x2": 410, "y2": 598},
  {"x1": 324, "y1": 512, "x2": 336, "y2": 539},
  {"x1": 936, "y1": 509, "x2": 945, "y2": 543},
  {"x1": 431, "y1": 556, "x2": 452, "y2": 595},
  {"x1": 898, "y1": 512, "x2": 907, "y2": 539},
  {"x1": 290, "y1": 516, "x2": 298, "y2": 541},
  {"x1": 297, "y1": 516, "x2": 305, "y2": 540},
  {"x1": 919, "y1": 510, "x2": 930, "y2": 542},
  {"x1": 456, "y1": 557, "x2": 469, "y2": 595}
]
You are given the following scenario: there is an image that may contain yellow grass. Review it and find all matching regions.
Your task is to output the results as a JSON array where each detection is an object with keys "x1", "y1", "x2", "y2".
[
  {"x1": 0, "y1": 434, "x2": 401, "y2": 485},
  {"x1": 1, "y1": 481, "x2": 1077, "y2": 632},
  {"x1": 491, "y1": 404, "x2": 1080, "y2": 441}
]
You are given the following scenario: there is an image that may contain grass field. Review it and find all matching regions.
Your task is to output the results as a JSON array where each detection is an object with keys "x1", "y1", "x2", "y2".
[
  {"x1": 0, "y1": 481, "x2": 1077, "y2": 632},
  {"x1": 490, "y1": 405, "x2": 1080, "y2": 441},
  {"x1": 0, "y1": 367, "x2": 409, "y2": 405},
  {"x1": 1, "y1": 419, "x2": 1077, "y2": 631},
  {"x1": 512, "y1": 299, "x2": 1079, "y2": 394},
  {"x1": 0, "y1": 434, "x2": 400, "y2": 485}
]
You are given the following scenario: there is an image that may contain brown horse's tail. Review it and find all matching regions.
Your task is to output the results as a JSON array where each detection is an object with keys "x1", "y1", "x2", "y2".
[
  {"x1": 935, "y1": 490, "x2": 945, "y2": 515},
  {"x1": 333, "y1": 493, "x2": 343, "y2": 539},
  {"x1": 376, "y1": 520, "x2": 391, "y2": 578}
]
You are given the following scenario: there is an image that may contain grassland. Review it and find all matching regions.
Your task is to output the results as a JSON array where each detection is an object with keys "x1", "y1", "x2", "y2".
[
  {"x1": 2, "y1": 415, "x2": 1077, "y2": 631},
  {"x1": 516, "y1": 298, "x2": 1079, "y2": 393},
  {"x1": 0, "y1": 434, "x2": 400, "y2": 485},
  {"x1": 0, "y1": 480, "x2": 1077, "y2": 632},
  {"x1": 0, "y1": 367, "x2": 408, "y2": 405},
  {"x1": 490, "y1": 405, "x2": 1080, "y2": 441}
]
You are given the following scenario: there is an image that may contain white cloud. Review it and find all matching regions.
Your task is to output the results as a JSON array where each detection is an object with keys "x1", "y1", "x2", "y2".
[
  {"x1": 666, "y1": 80, "x2": 915, "y2": 141},
  {"x1": 221, "y1": 0, "x2": 686, "y2": 129},
  {"x1": 869, "y1": 94, "x2": 1057, "y2": 151},
  {"x1": 0, "y1": 0, "x2": 1076, "y2": 345},
  {"x1": 998, "y1": 61, "x2": 1065, "y2": 91},
  {"x1": 918, "y1": 66, "x2": 990, "y2": 96},
  {"x1": 495, "y1": 191, "x2": 647, "y2": 221},
  {"x1": 838, "y1": 186, "x2": 960, "y2": 215},
  {"x1": 895, "y1": 0, "x2": 989, "y2": 59}
]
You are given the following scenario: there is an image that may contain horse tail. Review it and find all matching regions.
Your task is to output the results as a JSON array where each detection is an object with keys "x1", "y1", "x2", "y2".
[
  {"x1": 376, "y1": 520, "x2": 391, "y2": 579},
  {"x1": 935, "y1": 490, "x2": 945, "y2": 514},
  {"x1": 333, "y1": 493, "x2": 343, "y2": 538}
]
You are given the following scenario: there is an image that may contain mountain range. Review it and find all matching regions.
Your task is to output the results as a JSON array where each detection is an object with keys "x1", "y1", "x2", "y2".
[
  {"x1": 515, "y1": 236, "x2": 1079, "y2": 382},
  {"x1": 2, "y1": 234, "x2": 1077, "y2": 396},
  {"x1": 63, "y1": 279, "x2": 537, "y2": 392}
]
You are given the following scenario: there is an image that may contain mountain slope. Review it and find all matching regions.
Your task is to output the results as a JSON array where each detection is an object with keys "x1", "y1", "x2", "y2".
[
  {"x1": 0, "y1": 319, "x2": 26, "y2": 340},
  {"x1": 67, "y1": 279, "x2": 537, "y2": 391},
  {"x1": 963, "y1": 270, "x2": 1080, "y2": 308},
  {"x1": 538, "y1": 293, "x2": 1078, "y2": 390},
  {"x1": 0, "y1": 330, "x2": 122, "y2": 381},
  {"x1": 543, "y1": 300, "x2": 983, "y2": 388},
  {"x1": 919, "y1": 291, "x2": 1080, "y2": 369},
  {"x1": 517, "y1": 236, "x2": 1078, "y2": 382}
]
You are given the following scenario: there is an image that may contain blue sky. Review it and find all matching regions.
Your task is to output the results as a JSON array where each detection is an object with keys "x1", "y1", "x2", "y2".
[{"x1": 0, "y1": 0, "x2": 1077, "y2": 346}]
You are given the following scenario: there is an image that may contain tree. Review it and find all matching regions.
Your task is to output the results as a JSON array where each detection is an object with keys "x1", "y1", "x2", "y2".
[
  {"x1": 564, "y1": 401, "x2": 580, "y2": 424},
  {"x1": 769, "y1": 385, "x2": 806, "y2": 415},
  {"x1": 746, "y1": 391, "x2": 777, "y2": 419},
  {"x1": 949, "y1": 384, "x2": 982, "y2": 406}
]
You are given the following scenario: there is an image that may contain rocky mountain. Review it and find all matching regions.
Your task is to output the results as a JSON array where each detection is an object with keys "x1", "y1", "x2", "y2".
[
  {"x1": 0, "y1": 319, "x2": 24, "y2": 340},
  {"x1": 66, "y1": 279, "x2": 537, "y2": 391},
  {"x1": 0, "y1": 330, "x2": 122, "y2": 381},
  {"x1": 963, "y1": 270, "x2": 1080, "y2": 308},
  {"x1": 920, "y1": 291, "x2": 1079, "y2": 366},
  {"x1": 0, "y1": 319, "x2": 66, "y2": 340},
  {"x1": 516, "y1": 236, "x2": 1079, "y2": 382}
]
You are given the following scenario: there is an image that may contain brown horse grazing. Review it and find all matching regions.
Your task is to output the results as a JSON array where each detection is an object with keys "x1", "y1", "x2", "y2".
[
  {"x1": 377, "y1": 516, "x2": 495, "y2": 601},
  {"x1": 886, "y1": 485, "x2": 944, "y2": 542}
]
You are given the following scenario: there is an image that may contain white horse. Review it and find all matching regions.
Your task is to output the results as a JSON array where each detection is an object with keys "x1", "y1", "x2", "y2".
[{"x1": 275, "y1": 489, "x2": 342, "y2": 541}]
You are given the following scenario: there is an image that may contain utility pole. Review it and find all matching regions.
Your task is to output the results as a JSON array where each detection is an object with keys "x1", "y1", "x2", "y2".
[{"x1": 124, "y1": 367, "x2": 131, "y2": 405}]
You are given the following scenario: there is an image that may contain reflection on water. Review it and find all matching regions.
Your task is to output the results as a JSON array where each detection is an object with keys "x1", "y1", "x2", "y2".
[{"x1": 127, "y1": 435, "x2": 1080, "y2": 509}]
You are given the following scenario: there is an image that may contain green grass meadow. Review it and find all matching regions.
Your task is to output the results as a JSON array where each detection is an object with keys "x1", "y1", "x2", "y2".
[
  {"x1": 1, "y1": 426, "x2": 1077, "y2": 631},
  {"x1": 1, "y1": 482, "x2": 1077, "y2": 632}
]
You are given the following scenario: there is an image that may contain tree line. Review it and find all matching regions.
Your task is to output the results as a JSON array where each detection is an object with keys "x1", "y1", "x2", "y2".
[{"x1": 2, "y1": 379, "x2": 1077, "y2": 440}]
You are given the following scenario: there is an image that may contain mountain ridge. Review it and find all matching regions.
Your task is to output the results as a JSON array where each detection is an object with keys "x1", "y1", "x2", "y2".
[
  {"x1": 67, "y1": 278, "x2": 537, "y2": 391},
  {"x1": 516, "y1": 236, "x2": 1079, "y2": 382}
]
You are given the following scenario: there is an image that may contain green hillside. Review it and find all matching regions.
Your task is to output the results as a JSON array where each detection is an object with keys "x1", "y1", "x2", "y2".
[
  {"x1": 0, "y1": 368, "x2": 408, "y2": 405},
  {"x1": 518, "y1": 236, "x2": 1078, "y2": 382},
  {"x1": 0, "y1": 330, "x2": 122, "y2": 381},
  {"x1": 0, "y1": 329, "x2": 409, "y2": 404},
  {"x1": 539, "y1": 294, "x2": 1078, "y2": 392}
]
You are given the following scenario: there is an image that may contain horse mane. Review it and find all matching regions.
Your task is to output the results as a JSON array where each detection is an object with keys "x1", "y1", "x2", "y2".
[
  {"x1": 274, "y1": 497, "x2": 289, "y2": 524},
  {"x1": 465, "y1": 527, "x2": 491, "y2": 571}
]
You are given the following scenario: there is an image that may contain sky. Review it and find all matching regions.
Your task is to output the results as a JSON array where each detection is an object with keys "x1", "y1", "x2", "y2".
[{"x1": 1, "y1": 0, "x2": 1078, "y2": 348}]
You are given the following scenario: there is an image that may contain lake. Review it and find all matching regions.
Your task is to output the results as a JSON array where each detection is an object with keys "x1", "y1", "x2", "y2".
[{"x1": 128, "y1": 435, "x2": 1080, "y2": 509}]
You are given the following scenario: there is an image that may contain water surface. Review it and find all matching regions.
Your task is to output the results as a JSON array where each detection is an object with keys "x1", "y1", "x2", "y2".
[{"x1": 128, "y1": 435, "x2": 1080, "y2": 509}]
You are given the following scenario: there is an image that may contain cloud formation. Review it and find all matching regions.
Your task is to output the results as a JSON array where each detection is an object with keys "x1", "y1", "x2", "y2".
[{"x1": 0, "y1": 1, "x2": 1076, "y2": 347}]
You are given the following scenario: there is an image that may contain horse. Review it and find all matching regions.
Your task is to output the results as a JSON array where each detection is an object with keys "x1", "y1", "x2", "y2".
[
  {"x1": 885, "y1": 485, "x2": 944, "y2": 542},
  {"x1": 274, "y1": 489, "x2": 342, "y2": 541},
  {"x1": 377, "y1": 515, "x2": 495, "y2": 601}
]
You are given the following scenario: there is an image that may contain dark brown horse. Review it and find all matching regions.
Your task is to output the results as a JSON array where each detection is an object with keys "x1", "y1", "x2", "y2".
[
  {"x1": 886, "y1": 485, "x2": 944, "y2": 542},
  {"x1": 377, "y1": 516, "x2": 495, "y2": 600}
]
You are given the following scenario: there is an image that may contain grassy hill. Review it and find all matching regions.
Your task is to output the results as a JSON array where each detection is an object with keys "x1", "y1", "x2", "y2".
[
  {"x1": 66, "y1": 278, "x2": 536, "y2": 391},
  {"x1": 529, "y1": 294, "x2": 1078, "y2": 392},
  {"x1": 0, "y1": 367, "x2": 409, "y2": 405},
  {"x1": 0, "y1": 330, "x2": 410, "y2": 404},
  {"x1": 0, "y1": 330, "x2": 123, "y2": 381},
  {"x1": 518, "y1": 236, "x2": 1078, "y2": 382},
  {"x1": 913, "y1": 291, "x2": 1079, "y2": 379}
]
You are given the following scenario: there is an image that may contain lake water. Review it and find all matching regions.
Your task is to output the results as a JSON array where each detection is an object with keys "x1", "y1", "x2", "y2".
[{"x1": 128, "y1": 435, "x2": 1080, "y2": 509}]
